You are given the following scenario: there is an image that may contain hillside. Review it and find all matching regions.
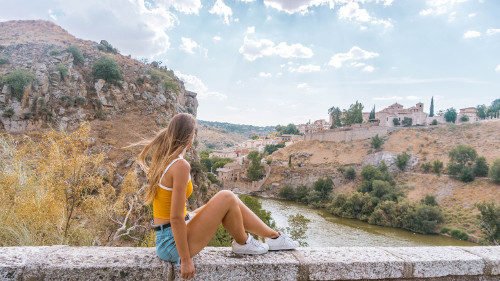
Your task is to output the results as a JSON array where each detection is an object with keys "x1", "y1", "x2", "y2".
[
  {"x1": 0, "y1": 20, "x2": 213, "y2": 247},
  {"x1": 197, "y1": 120, "x2": 275, "y2": 150},
  {"x1": 266, "y1": 120, "x2": 500, "y2": 241}
]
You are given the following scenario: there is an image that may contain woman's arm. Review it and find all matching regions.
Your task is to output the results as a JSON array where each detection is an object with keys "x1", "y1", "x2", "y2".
[{"x1": 170, "y1": 160, "x2": 195, "y2": 279}]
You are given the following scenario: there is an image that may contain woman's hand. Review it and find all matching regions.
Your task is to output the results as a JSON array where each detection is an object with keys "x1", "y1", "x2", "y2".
[{"x1": 180, "y1": 257, "x2": 195, "y2": 280}]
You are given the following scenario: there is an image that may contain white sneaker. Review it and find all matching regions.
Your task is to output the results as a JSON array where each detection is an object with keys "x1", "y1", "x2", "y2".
[
  {"x1": 265, "y1": 232, "x2": 299, "y2": 251},
  {"x1": 232, "y1": 234, "x2": 269, "y2": 255}
]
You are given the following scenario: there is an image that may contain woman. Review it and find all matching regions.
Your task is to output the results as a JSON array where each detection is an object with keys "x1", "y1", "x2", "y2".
[{"x1": 136, "y1": 113, "x2": 298, "y2": 280}]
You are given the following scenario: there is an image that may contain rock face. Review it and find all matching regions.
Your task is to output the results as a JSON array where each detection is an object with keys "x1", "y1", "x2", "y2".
[
  {"x1": 363, "y1": 151, "x2": 419, "y2": 173},
  {"x1": 0, "y1": 20, "x2": 198, "y2": 133}
]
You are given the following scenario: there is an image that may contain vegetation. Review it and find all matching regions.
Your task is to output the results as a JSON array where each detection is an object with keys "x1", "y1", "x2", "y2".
[
  {"x1": 0, "y1": 56, "x2": 9, "y2": 65},
  {"x1": 207, "y1": 173, "x2": 218, "y2": 184},
  {"x1": 92, "y1": 55, "x2": 122, "y2": 84},
  {"x1": 444, "y1": 108, "x2": 457, "y2": 123},
  {"x1": 197, "y1": 120, "x2": 274, "y2": 138},
  {"x1": 475, "y1": 202, "x2": 499, "y2": 245},
  {"x1": 476, "y1": 105, "x2": 487, "y2": 119},
  {"x1": 66, "y1": 45, "x2": 84, "y2": 65},
  {"x1": 264, "y1": 143, "x2": 285, "y2": 155},
  {"x1": 56, "y1": 64, "x2": 68, "y2": 80},
  {"x1": 429, "y1": 96, "x2": 434, "y2": 117},
  {"x1": 275, "y1": 124, "x2": 299, "y2": 135},
  {"x1": 460, "y1": 115, "x2": 469, "y2": 122},
  {"x1": 370, "y1": 134, "x2": 384, "y2": 149},
  {"x1": 3, "y1": 69, "x2": 35, "y2": 101},
  {"x1": 49, "y1": 49, "x2": 61, "y2": 56},
  {"x1": 247, "y1": 151, "x2": 264, "y2": 181},
  {"x1": 421, "y1": 162, "x2": 432, "y2": 173},
  {"x1": 2, "y1": 108, "x2": 15, "y2": 118},
  {"x1": 473, "y1": 156, "x2": 489, "y2": 177},
  {"x1": 447, "y1": 145, "x2": 479, "y2": 182},
  {"x1": 97, "y1": 40, "x2": 118, "y2": 54},
  {"x1": 402, "y1": 117, "x2": 412, "y2": 127},
  {"x1": 431, "y1": 119, "x2": 438, "y2": 126},
  {"x1": 393, "y1": 118, "x2": 400, "y2": 126},
  {"x1": 314, "y1": 178, "x2": 333, "y2": 198},
  {"x1": 251, "y1": 134, "x2": 259, "y2": 140},
  {"x1": 433, "y1": 159, "x2": 443, "y2": 175},
  {"x1": 396, "y1": 152, "x2": 411, "y2": 171},
  {"x1": 345, "y1": 167, "x2": 356, "y2": 180},
  {"x1": 369, "y1": 105, "x2": 376, "y2": 120},
  {"x1": 328, "y1": 106, "x2": 342, "y2": 128},
  {"x1": 147, "y1": 68, "x2": 179, "y2": 94},
  {"x1": 489, "y1": 159, "x2": 500, "y2": 184},
  {"x1": 200, "y1": 155, "x2": 232, "y2": 172},
  {"x1": 342, "y1": 100, "x2": 364, "y2": 126},
  {"x1": 0, "y1": 123, "x2": 150, "y2": 246},
  {"x1": 286, "y1": 213, "x2": 310, "y2": 246}
]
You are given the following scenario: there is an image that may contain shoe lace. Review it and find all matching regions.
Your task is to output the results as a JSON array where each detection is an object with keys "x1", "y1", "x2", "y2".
[{"x1": 249, "y1": 236, "x2": 264, "y2": 248}]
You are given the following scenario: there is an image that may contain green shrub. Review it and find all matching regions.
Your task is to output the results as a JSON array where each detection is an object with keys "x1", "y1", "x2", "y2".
[
  {"x1": 23, "y1": 112, "x2": 34, "y2": 120},
  {"x1": 97, "y1": 41, "x2": 118, "y2": 54},
  {"x1": 422, "y1": 194, "x2": 439, "y2": 206},
  {"x1": 56, "y1": 64, "x2": 68, "y2": 80},
  {"x1": 345, "y1": 167, "x2": 356, "y2": 180},
  {"x1": 75, "y1": 96, "x2": 86, "y2": 106},
  {"x1": 431, "y1": 119, "x2": 438, "y2": 125},
  {"x1": 49, "y1": 49, "x2": 61, "y2": 56},
  {"x1": 490, "y1": 159, "x2": 500, "y2": 184},
  {"x1": 313, "y1": 178, "x2": 333, "y2": 197},
  {"x1": 475, "y1": 201, "x2": 500, "y2": 244},
  {"x1": 421, "y1": 162, "x2": 432, "y2": 173},
  {"x1": 279, "y1": 185, "x2": 296, "y2": 201},
  {"x1": 402, "y1": 117, "x2": 413, "y2": 127},
  {"x1": 306, "y1": 190, "x2": 323, "y2": 208},
  {"x1": 337, "y1": 166, "x2": 346, "y2": 173},
  {"x1": 295, "y1": 185, "x2": 308, "y2": 203},
  {"x1": 66, "y1": 45, "x2": 84, "y2": 65},
  {"x1": 61, "y1": 95, "x2": 75, "y2": 107},
  {"x1": 95, "y1": 109, "x2": 106, "y2": 120},
  {"x1": 163, "y1": 79, "x2": 179, "y2": 94},
  {"x1": 396, "y1": 152, "x2": 411, "y2": 171},
  {"x1": 2, "y1": 108, "x2": 15, "y2": 118},
  {"x1": 451, "y1": 229, "x2": 469, "y2": 240},
  {"x1": 0, "y1": 56, "x2": 9, "y2": 65},
  {"x1": 433, "y1": 159, "x2": 443, "y2": 174},
  {"x1": 441, "y1": 227, "x2": 451, "y2": 234},
  {"x1": 3, "y1": 69, "x2": 35, "y2": 101},
  {"x1": 458, "y1": 166, "x2": 475, "y2": 182},
  {"x1": 370, "y1": 134, "x2": 384, "y2": 149},
  {"x1": 93, "y1": 55, "x2": 122, "y2": 84},
  {"x1": 473, "y1": 156, "x2": 489, "y2": 177},
  {"x1": 460, "y1": 115, "x2": 469, "y2": 122},
  {"x1": 207, "y1": 173, "x2": 218, "y2": 184},
  {"x1": 393, "y1": 118, "x2": 400, "y2": 126}
]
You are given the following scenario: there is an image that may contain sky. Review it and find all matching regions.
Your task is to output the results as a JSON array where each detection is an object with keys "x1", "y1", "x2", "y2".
[{"x1": 1, "y1": 0, "x2": 500, "y2": 126}]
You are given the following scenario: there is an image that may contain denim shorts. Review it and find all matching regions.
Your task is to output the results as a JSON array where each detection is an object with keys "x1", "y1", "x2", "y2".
[{"x1": 154, "y1": 215, "x2": 193, "y2": 265}]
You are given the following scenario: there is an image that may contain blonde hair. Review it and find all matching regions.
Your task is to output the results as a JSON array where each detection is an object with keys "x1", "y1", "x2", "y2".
[{"x1": 133, "y1": 113, "x2": 197, "y2": 204}]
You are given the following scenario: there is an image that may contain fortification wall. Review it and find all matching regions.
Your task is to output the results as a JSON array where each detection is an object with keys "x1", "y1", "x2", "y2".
[
  {"x1": 304, "y1": 126, "x2": 393, "y2": 142},
  {"x1": 2, "y1": 246, "x2": 499, "y2": 280}
]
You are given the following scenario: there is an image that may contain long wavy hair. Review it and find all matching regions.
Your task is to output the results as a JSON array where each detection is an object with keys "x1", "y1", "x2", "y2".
[{"x1": 133, "y1": 113, "x2": 197, "y2": 204}]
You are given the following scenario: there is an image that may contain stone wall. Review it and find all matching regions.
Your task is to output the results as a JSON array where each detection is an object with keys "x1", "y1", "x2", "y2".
[
  {"x1": 304, "y1": 126, "x2": 394, "y2": 143},
  {"x1": 2, "y1": 246, "x2": 499, "y2": 280}
]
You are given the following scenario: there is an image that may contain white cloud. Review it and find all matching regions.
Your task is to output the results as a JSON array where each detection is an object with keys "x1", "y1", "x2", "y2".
[
  {"x1": 328, "y1": 46, "x2": 379, "y2": 68},
  {"x1": 174, "y1": 71, "x2": 227, "y2": 100},
  {"x1": 351, "y1": 62, "x2": 366, "y2": 67},
  {"x1": 213, "y1": 36, "x2": 221, "y2": 41},
  {"x1": 171, "y1": 0, "x2": 203, "y2": 14},
  {"x1": 239, "y1": 36, "x2": 313, "y2": 61},
  {"x1": 226, "y1": 106, "x2": 239, "y2": 111},
  {"x1": 496, "y1": 65, "x2": 500, "y2": 72},
  {"x1": 263, "y1": 0, "x2": 335, "y2": 14},
  {"x1": 448, "y1": 11, "x2": 456, "y2": 22},
  {"x1": 209, "y1": 0, "x2": 233, "y2": 25},
  {"x1": 179, "y1": 37, "x2": 198, "y2": 54},
  {"x1": 246, "y1": 26, "x2": 255, "y2": 34},
  {"x1": 48, "y1": 9, "x2": 57, "y2": 20},
  {"x1": 419, "y1": 0, "x2": 471, "y2": 17},
  {"x1": 463, "y1": 30, "x2": 481, "y2": 38},
  {"x1": 406, "y1": 96, "x2": 421, "y2": 101},
  {"x1": 297, "y1": 83, "x2": 308, "y2": 89},
  {"x1": 373, "y1": 96, "x2": 404, "y2": 101},
  {"x1": 259, "y1": 72, "x2": 272, "y2": 77},
  {"x1": 362, "y1": 65, "x2": 375, "y2": 72},
  {"x1": 338, "y1": 2, "x2": 393, "y2": 29},
  {"x1": 289, "y1": 64, "x2": 321, "y2": 73},
  {"x1": 468, "y1": 13, "x2": 476, "y2": 18},
  {"x1": 487, "y1": 29, "x2": 500, "y2": 35}
]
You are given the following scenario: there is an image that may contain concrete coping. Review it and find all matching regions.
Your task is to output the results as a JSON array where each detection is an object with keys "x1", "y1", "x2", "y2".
[{"x1": 1, "y1": 246, "x2": 499, "y2": 280}]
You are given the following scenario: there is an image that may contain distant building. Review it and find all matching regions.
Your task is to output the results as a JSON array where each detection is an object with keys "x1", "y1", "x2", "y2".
[
  {"x1": 459, "y1": 107, "x2": 477, "y2": 121},
  {"x1": 377, "y1": 102, "x2": 433, "y2": 127},
  {"x1": 297, "y1": 119, "x2": 330, "y2": 134}
]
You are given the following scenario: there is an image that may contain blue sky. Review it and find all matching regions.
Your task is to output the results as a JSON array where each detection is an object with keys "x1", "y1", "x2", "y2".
[{"x1": 1, "y1": 0, "x2": 499, "y2": 126}]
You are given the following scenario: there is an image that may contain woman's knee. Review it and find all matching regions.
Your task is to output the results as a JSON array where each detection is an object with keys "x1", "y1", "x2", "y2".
[{"x1": 214, "y1": 190, "x2": 237, "y2": 203}]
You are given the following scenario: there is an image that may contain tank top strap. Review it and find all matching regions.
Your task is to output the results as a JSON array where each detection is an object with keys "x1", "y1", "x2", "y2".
[{"x1": 158, "y1": 156, "x2": 184, "y2": 189}]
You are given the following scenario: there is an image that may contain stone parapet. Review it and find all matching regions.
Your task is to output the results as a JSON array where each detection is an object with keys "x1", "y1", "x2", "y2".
[{"x1": 1, "y1": 246, "x2": 499, "y2": 280}]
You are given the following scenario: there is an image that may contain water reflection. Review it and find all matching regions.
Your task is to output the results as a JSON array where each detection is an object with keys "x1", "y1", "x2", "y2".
[{"x1": 259, "y1": 197, "x2": 478, "y2": 247}]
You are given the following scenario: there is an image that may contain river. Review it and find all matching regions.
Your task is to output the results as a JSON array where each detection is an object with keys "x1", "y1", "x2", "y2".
[{"x1": 258, "y1": 197, "x2": 477, "y2": 247}]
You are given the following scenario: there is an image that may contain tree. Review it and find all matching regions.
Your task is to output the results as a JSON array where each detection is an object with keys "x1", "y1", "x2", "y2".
[
  {"x1": 393, "y1": 118, "x2": 400, "y2": 126},
  {"x1": 429, "y1": 96, "x2": 434, "y2": 117},
  {"x1": 370, "y1": 134, "x2": 384, "y2": 149},
  {"x1": 369, "y1": 105, "x2": 376, "y2": 120},
  {"x1": 275, "y1": 124, "x2": 299, "y2": 135},
  {"x1": 3, "y1": 69, "x2": 35, "y2": 101},
  {"x1": 433, "y1": 159, "x2": 443, "y2": 175},
  {"x1": 279, "y1": 185, "x2": 296, "y2": 201},
  {"x1": 328, "y1": 106, "x2": 342, "y2": 128},
  {"x1": 251, "y1": 134, "x2": 259, "y2": 140},
  {"x1": 477, "y1": 105, "x2": 487, "y2": 120},
  {"x1": 264, "y1": 144, "x2": 285, "y2": 155},
  {"x1": 345, "y1": 168, "x2": 356, "y2": 180},
  {"x1": 247, "y1": 151, "x2": 264, "y2": 181},
  {"x1": 396, "y1": 152, "x2": 411, "y2": 171},
  {"x1": 286, "y1": 213, "x2": 310, "y2": 246},
  {"x1": 488, "y1": 99, "x2": 500, "y2": 118},
  {"x1": 460, "y1": 115, "x2": 469, "y2": 122},
  {"x1": 459, "y1": 166, "x2": 475, "y2": 182},
  {"x1": 444, "y1": 108, "x2": 457, "y2": 123},
  {"x1": 288, "y1": 154, "x2": 292, "y2": 168},
  {"x1": 473, "y1": 156, "x2": 489, "y2": 177},
  {"x1": 313, "y1": 178, "x2": 333, "y2": 197},
  {"x1": 342, "y1": 101, "x2": 364, "y2": 126},
  {"x1": 93, "y1": 55, "x2": 122, "y2": 84},
  {"x1": 402, "y1": 117, "x2": 412, "y2": 127},
  {"x1": 475, "y1": 202, "x2": 500, "y2": 245},
  {"x1": 489, "y1": 159, "x2": 500, "y2": 184},
  {"x1": 447, "y1": 145, "x2": 477, "y2": 175}
]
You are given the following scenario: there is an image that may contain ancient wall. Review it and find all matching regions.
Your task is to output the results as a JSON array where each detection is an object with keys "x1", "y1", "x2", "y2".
[
  {"x1": 304, "y1": 125, "x2": 393, "y2": 143},
  {"x1": 2, "y1": 246, "x2": 499, "y2": 280}
]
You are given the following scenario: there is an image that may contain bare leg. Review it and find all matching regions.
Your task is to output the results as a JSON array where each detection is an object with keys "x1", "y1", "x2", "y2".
[
  {"x1": 237, "y1": 198, "x2": 279, "y2": 238},
  {"x1": 185, "y1": 190, "x2": 247, "y2": 257}
]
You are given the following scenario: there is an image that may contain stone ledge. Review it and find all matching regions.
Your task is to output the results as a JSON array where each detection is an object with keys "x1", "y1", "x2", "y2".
[{"x1": 0, "y1": 246, "x2": 499, "y2": 281}]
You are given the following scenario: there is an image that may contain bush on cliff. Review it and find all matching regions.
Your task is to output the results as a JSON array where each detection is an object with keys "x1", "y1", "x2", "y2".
[
  {"x1": 93, "y1": 55, "x2": 122, "y2": 84},
  {"x1": 66, "y1": 45, "x2": 84, "y2": 65},
  {"x1": 3, "y1": 69, "x2": 35, "y2": 101}
]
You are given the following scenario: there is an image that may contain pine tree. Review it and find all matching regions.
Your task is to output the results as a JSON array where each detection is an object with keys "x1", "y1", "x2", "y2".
[
  {"x1": 369, "y1": 105, "x2": 376, "y2": 120},
  {"x1": 430, "y1": 96, "x2": 434, "y2": 117}
]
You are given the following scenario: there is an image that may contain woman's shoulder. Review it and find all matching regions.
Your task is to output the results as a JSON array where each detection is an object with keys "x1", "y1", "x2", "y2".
[{"x1": 169, "y1": 158, "x2": 191, "y2": 173}]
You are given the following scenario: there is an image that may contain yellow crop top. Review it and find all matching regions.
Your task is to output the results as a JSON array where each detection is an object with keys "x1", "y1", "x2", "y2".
[{"x1": 153, "y1": 157, "x2": 193, "y2": 220}]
